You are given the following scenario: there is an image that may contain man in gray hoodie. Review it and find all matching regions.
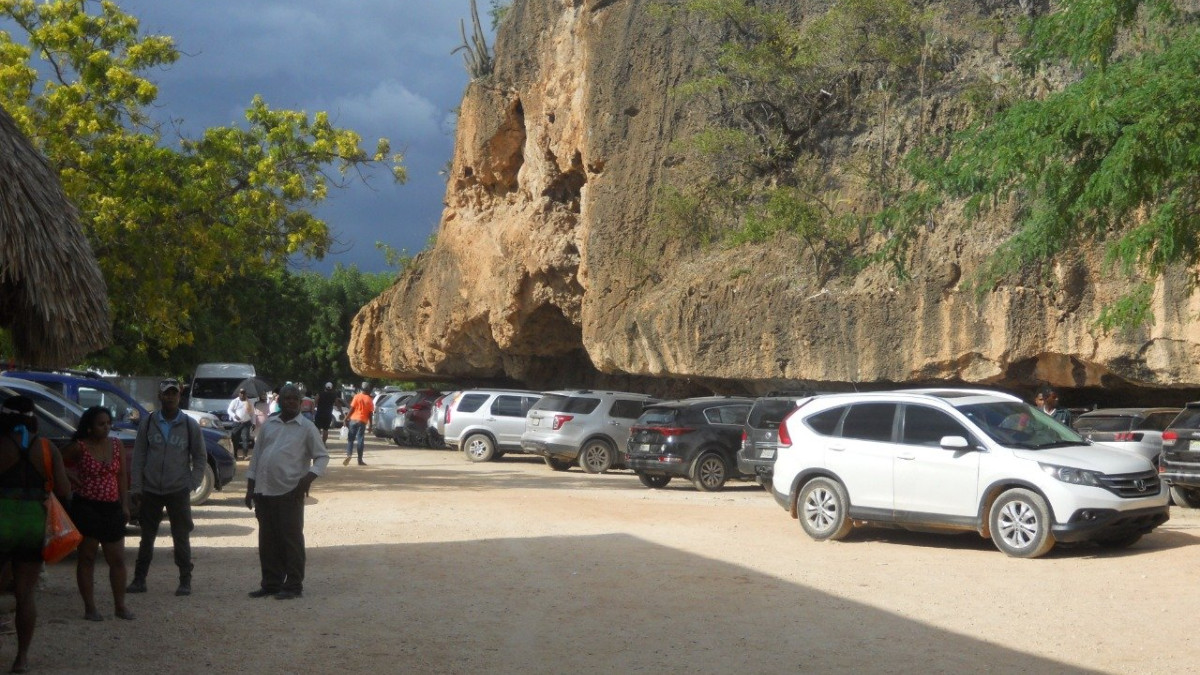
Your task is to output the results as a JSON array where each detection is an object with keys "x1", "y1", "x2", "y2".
[{"x1": 127, "y1": 378, "x2": 205, "y2": 597}]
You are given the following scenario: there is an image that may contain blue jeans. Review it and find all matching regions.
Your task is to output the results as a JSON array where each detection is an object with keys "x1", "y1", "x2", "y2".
[{"x1": 346, "y1": 420, "x2": 366, "y2": 460}]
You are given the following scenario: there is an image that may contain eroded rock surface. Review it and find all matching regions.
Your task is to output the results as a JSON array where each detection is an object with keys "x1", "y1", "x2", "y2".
[{"x1": 350, "y1": 0, "x2": 1200, "y2": 400}]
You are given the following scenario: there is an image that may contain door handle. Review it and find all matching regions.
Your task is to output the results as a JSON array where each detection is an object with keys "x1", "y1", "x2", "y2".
[
  {"x1": 898, "y1": 454, "x2": 916, "y2": 461},
  {"x1": 829, "y1": 445, "x2": 846, "y2": 452}
]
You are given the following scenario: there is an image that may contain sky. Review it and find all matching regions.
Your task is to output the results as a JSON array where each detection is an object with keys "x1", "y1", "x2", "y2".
[{"x1": 109, "y1": 0, "x2": 491, "y2": 274}]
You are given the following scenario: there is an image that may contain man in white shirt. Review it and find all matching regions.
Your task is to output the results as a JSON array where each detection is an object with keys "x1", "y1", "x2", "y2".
[
  {"x1": 243, "y1": 384, "x2": 329, "y2": 600},
  {"x1": 227, "y1": 388, "x2": 255, "y2": 460}
]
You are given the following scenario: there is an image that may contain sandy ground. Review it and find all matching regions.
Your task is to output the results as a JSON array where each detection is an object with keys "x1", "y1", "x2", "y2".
[{"x1": 7, "y1": 436, "x2": 1200, "y2": 674}]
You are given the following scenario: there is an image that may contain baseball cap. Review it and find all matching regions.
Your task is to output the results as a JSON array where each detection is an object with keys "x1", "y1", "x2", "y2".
[
  {"x1": 361, "y1": 381, "x2": 369, "y2": 390},
  {"x1": 325, "y1": 382, "x2": 333, "y2": 389},
  {"x1": 159, "y1": 378, "x2": 181, "y2": 393}
]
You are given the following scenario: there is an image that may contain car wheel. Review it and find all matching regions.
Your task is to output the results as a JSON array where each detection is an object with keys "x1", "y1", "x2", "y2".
[
  {"x1": 579, "y1": 440, "x2": 615, "y2": 474},
  {"x1": 1095, "y1": 532, "x2": 1143, "y2": 549},
  {"x1": 190, "y1": 464, "x2": 215, "y2": 506},
  {"x1": 691, "y1": 452, "x2": 728, "y2": 492},
  {"x1": 391, "y1": 428, "x2": 406, "y2": 447},
  {"x1": 637, "y1": 473, "x2": 671, "y2": 489},
  {"x1": 463, "y1": 434, "x2": 495, "y2": 462},
  {"x1": 544, "y1": 456, "x2": 572, "y2": 471},
  {"x1": 989, "y1": 488, "x2": 1056, "y2": 558},
  {"x1": 1170, "y1": 486, "x2": 1200, "y2": 508},
  {"x1": 797, "y1": 477, "x2": 853, "y2": 541}
]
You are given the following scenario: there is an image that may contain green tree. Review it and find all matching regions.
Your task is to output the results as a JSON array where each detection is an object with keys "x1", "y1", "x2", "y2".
[
  {"x1": 656, "y1": 0, "x2": 940, "y2": 281},
  {"x1": 903, "y1": 0, "x2": 1193, "y2": 327},
  {"x1": 0, "y1": 0, "x2": 405, "y2": 370}
]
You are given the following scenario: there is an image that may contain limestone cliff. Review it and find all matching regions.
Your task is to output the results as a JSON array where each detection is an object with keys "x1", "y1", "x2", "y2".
[{"x1": 349, "y1": 0, "x2": 1200, "y2": 402}]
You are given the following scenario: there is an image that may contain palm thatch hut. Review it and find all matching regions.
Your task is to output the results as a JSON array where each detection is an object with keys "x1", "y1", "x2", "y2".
[{"x1": 0, "y1": 103, "x2": 110, "y2": 366}]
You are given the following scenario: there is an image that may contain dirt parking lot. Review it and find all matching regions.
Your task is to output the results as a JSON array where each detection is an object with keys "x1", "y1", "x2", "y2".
[{"x1": 15, "y1": 437, "x2": 1200, "y2": 673}]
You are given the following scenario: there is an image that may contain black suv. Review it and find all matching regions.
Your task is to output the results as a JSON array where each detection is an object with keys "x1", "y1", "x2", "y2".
[
  {"x1": 1160, "y1": 402, "x2": 1200, "y2": 507},
  {"x1": 737, "y1": 395, "x2": 814, "y2": 489},
  {"x1": 626, "y1": 397, "x2": 753, "y2": 491}
]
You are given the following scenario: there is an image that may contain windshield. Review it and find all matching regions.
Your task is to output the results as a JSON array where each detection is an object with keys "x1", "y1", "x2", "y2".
[
  {"x1": 957, "y1": 401, "x2": 1086, "y2": 449},
  {"x1": 1073, "y1": 416, "x2": 1135, "y2": 433},
  {"x1": 192, "y1": 377, "x2": 244, "y2": 400}
]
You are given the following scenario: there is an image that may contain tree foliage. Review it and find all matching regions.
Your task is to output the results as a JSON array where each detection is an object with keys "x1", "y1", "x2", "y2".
[
  {"x1": 656, "y1": 0, "x2": 941, "y2": 282},
  {"x1": 904, "y1": 0, "x2": 1197, "y2": 327},
  {"x1": 0, "y1": 0, "x2": 405, "y2": 370}
]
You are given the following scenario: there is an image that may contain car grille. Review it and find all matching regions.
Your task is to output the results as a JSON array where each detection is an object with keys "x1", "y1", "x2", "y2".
[{"x1": 1097, "y1": 470, "x2": 1161, "y2": 498}]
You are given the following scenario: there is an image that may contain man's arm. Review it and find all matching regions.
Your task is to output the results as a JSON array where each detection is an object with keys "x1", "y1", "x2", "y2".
[{"x1": 188, "y1": 418, "x2": 205, "y2": 489}]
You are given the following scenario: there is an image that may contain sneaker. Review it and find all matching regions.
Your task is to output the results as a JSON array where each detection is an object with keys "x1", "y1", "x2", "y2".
[
  {"x1": 274, "y1": 589, "x2": 302, "y2": 600},
  {"x1": 343, "y1": 456, "x2": 351, "y2": 466},
  {"x1": 126, "y1": 578, "x2": 147, "y2": 593},
  {"x1": 175, "y1": 581, "x2": 191, "y2": 597},
  {"x1": 358, "y1": 460, "x2": 367, "y2": 466},
  {"x1": 248, "y1": 588, "x2": 278, "y2": 598}
]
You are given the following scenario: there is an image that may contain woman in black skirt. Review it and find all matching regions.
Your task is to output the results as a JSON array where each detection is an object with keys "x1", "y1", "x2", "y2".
[{"x1": 63, "y1": 407, "x2": 134, "y2": 621}]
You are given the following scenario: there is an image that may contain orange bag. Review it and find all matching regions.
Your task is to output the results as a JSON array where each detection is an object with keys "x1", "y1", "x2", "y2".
[{"x1": 40, "y1": 439, "x2": 81, "y2": 564}]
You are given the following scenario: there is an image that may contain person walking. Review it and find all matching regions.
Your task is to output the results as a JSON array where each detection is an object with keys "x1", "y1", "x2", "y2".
[
  {"x1": 62, "y1": 406, "x2": 135, "y2": 622},
  {"x1": 0, "y1": 396, "x2": 71, "y2": 674},
  {"x1": 344, "y1": 382, "x2": 374, "y2": 466},
  {"x1": 127, "y1": 379, "x2": 205, "y2": 597},
  {"x1": 227, "y1": 388, "x2": 255, "y2": 461},
  {"x1": 314, "y1": 382, "x2": 342, "y2": 444},
  {"x1": 244, "y1": 384, "x2": 329, "y2": 599}
]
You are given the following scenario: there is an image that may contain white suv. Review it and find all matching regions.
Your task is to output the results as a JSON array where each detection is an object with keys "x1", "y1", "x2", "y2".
[
  {"x1": 772, "y1": 389, "x2": 1169, "y2": 558},
  {"x1": 444, "y1": 389, "x2": 543, "y2": 462}
]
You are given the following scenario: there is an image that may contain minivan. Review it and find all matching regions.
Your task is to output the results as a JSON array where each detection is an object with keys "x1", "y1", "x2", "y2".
[{"x1": 189, "y1": 362, "x2": 256, "y2": 425}]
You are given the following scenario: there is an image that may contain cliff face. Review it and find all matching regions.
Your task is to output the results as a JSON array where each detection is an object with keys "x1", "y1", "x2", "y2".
[{"x1": 349, "y1": 0, "x2": 1200, "y2": 400}]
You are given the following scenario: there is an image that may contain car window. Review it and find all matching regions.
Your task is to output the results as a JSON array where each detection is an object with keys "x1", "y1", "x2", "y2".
[
  {"x1": 79, "y1": 385, "x2": 139, "y2": 423},
  {"x1": 456, "y1": 394, "x2": 489, "y2": 414},
  {"x1": 1170, "y1": 408, "x2": 1200, "y2": 429},
  {"x1": 522, "y1": 396, "x2": 542, "y2": 415},
  {"x1": 10, "y1": 386, "x2": 82, "y2": 430},
  {"x1": 703, "y1": 404, "x2": 750, "y2": 425},
  {"x1": 901, "y1": 405, "x2": 971, "y2": 447},
  {"x1": 637, "y1": 407, "x2": 679, "y2": 426},
  {"x1": 841, "y1": 403, "x2": 897, "y2": 442},
  {"x1": 1074, "y1": 416, "x2": 1134, "y2": 433},
  {"x1": 805, "y1": 406, "x2": 845, "y2": 436},
  {"x1": 748, "y1": 399, "x2": 800, "y2": 429},
  {"x1": 533, "y1": 395, "x2": 600, "y2": 414},
  {"x1": 609, "y1": 399, "x2": 648, "y2": 419},
  {"x1": 958, "y1": 401, "x2": 1084, "y2": 448},
  {"x1": 1143, "y1": 412, "x2": 1178, "y2": 431},
  {"x1": 491, "y1": 395, "x2": 527, "y2": 417}
]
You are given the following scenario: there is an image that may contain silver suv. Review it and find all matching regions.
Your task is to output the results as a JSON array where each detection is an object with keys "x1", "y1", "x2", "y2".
[
  {"x1": 444, "y1": 389, "x2": 543, "y2": 462},
  {"x1": 521, "y1": 390, "x2": 658, "y2": 472}
]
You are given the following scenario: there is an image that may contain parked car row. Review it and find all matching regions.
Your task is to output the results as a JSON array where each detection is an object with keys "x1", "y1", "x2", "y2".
[
  {"x1": 416, "y1": 385, "x2": 1190, "y2": 559},
  {"x1": 0, "y1": 370, "x2": 236, "y2": 506}
]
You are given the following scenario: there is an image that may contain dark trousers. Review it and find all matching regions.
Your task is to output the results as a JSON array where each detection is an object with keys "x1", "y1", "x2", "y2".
[
  {"x1": 253, "y1": 490, "x2": 306, "y2": 593},
  {"x1": 134, "y1": 489, "x2": 194, "y2": 581},
  {"x1": 232, "y1": 421, "x2": 254, "y2": 455}
]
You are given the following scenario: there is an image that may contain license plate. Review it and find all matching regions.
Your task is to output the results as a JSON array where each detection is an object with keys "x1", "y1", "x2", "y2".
[
  {"x1": 761, "y1": 449, "x2": 775, "y2": 459},
  {"x1": 636, "y1": 443, "x2": 651, "y2": 453},
  {"x1": 1192, "y1": 440, "x2": 1200, "y2": 451}
]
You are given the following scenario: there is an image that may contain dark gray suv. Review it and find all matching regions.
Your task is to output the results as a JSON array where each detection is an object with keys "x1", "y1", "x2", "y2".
[
  {"x1": 1160, "y1": 402, "x2": 1200, "y2": 507},
  {"x1": 737, "y1": 395, "x2": 814, "y2": 489},
  {"x1": 626, "y1": 397, "x2": 753, "y2": 491}
]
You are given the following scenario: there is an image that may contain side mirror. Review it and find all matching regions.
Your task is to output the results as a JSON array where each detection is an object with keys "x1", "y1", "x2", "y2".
[{"x1": 940, "y1": 435, "x2": 972, "y2": 450}]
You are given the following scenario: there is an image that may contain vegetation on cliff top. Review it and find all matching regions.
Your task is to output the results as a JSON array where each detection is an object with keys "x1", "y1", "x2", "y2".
[{"x1": 663, "y1": 0, "x2": 1199, "y2": 327}]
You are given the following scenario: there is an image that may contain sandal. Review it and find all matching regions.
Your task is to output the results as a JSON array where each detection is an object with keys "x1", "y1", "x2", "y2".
[
  {"x1": 84, "y1": 610, "x2": 104, "y2": 622},
  {"x1": 115, "y1": 608, "x2": 136, "y2": 620}
]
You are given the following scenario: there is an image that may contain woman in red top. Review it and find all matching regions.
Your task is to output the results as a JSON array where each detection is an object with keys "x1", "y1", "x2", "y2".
[{"x1": 62, "y1": 407, "x2": 134, "y2": 621}]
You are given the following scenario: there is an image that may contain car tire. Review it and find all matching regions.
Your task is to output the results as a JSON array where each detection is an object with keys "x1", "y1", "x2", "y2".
[
  {"x1": 391, "y1": 428, "x2": 406, "y2": 447},
  {"x1": 463, "y1": 434, "x2": 495, "y2": 462},
  {"x1": 1170, "y1": 486, "x2": 1200, "y2": 508},
  {"x1": 989, "y1": 488, "x2": 1056, "y2": 558},
  {"x1": 579, "y1": 439, "x2": 615, "y2": 474},
  {"x1": 691, "y1": 452, "x2": 728, "y2": 492},
  {"x1": 637, "y1": 473, "x2": 671, "y2": 489},
  {"x1": 797, "y1": 477, "x2": 853, "y2": 541},
  {"x1": 544, "y1": 456, "x2": 572, "y2": 471},
  {"x1": 190, "y1": 464, "x2": 215, "y2": 506}
]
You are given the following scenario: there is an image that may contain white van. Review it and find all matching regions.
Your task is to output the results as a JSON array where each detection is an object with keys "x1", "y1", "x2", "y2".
[{"x1": 189, "y1": 363, "x2": 256, "y2": 424}]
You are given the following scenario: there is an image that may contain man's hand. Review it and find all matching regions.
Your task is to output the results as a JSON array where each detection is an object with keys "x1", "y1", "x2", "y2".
[
  {"x1": 245, "y1": 478, "x2": 256, "y2": 510},
  {"x1": 130, "y1": 492, "x2": 142, "y2": 512},
  {"x1": 298, "y1": 473, "x2": 317, "y2": 498}
]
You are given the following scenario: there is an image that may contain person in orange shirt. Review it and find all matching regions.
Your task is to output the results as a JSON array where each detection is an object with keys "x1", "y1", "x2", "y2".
[{"x1": 343, "y1": 382, "x2": 374, "y2": 466}]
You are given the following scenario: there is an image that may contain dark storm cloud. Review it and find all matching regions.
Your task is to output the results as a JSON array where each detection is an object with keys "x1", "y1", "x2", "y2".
[{"x1": 114, "y1": 0, "x2": 481, "y2": 272}]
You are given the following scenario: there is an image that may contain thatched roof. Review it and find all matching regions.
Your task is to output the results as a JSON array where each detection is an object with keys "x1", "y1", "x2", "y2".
[{"x1": 0, "y1": 103, "x2": 110, "y2": 366}]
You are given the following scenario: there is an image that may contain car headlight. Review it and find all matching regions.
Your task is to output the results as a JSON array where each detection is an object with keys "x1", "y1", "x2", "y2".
[
  {"x1": 198, "y1": 418, "x2": 213, "y2": 428},
  {"x1": 1040, "y1": 463, "x2": 1101, "y2": 487}
]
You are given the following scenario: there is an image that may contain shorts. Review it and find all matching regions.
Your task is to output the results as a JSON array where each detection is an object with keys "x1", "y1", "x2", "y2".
[
  {"x1": 315, "y1": 412, "x2": 333, "y2": 430},
  {"x1": 70, "y1": 496, "x2": 128, "y2": 544}
]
